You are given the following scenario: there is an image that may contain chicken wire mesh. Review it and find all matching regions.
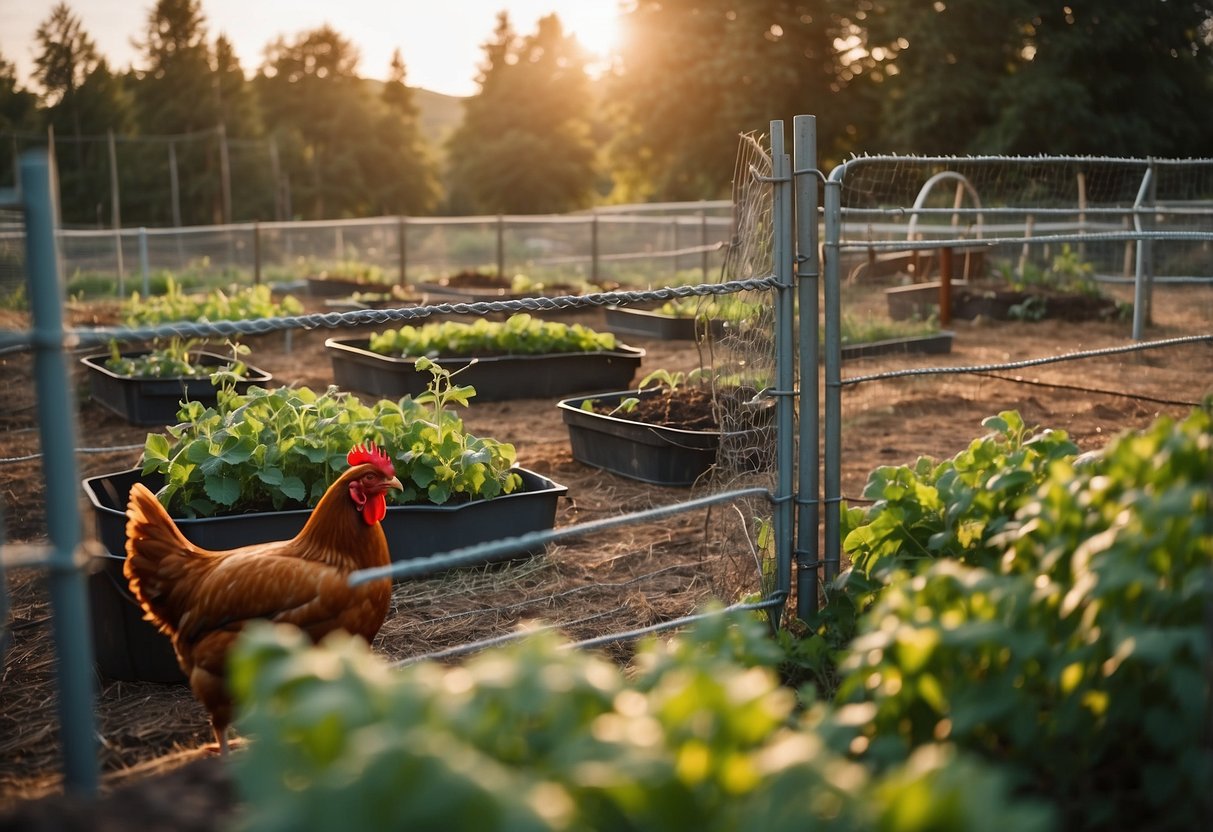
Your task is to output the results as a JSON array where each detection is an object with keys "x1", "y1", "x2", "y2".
[{"x1": 697, "y1": 130, "x2": 781, "y2": 598}]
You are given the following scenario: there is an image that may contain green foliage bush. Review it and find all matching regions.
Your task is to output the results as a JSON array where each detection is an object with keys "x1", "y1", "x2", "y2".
[
  {"x1": 816, "y1": 404, "x2": 1213, "y2": 831},
  {"x1": 368, "y1": 312, "x2": 617, "y2": 358},
  {"x1": 230, "y1": 614, "x2": 1048, "y2": 832}
]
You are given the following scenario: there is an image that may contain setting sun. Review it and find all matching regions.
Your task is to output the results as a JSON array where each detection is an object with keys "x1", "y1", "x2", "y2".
[{"x1": 558, "y1": 4, "x2": 623, "y2": 58}]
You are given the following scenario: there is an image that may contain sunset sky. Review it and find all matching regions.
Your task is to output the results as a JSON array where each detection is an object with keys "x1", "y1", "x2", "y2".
[{"x1": 0, "y1": 0, "x2": 624, "y2": 98}]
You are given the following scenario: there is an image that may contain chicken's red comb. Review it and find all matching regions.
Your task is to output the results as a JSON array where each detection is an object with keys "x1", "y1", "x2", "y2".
[{"x1": 347, "y1": 441, "x2": 395, "y2": 476}]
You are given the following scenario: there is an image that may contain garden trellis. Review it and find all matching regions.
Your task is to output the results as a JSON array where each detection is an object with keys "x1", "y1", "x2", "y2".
[{"x1": 3, "y1": 116, "x2": 1212, "y2": 795}]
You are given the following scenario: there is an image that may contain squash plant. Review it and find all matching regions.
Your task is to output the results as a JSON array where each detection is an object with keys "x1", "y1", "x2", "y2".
[
  {"x1": 368, "y1": 313, "x2": 617, "y2": 358},
  {"x1": 140, "y1": 361, "x2": 522, "y2": 518}
]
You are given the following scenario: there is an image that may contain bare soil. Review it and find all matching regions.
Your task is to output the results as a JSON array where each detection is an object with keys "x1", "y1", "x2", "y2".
[{"x1": 1, "y1": 283, "x2": 1210, "y2": 829}]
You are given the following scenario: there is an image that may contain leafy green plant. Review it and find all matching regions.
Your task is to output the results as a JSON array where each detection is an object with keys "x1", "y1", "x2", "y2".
[
  {"x1": 103, "y1": 337, "x2": 250, "y2": 380},
  {"x1": 837, "y1": 313, "x2": 941, "y2": 344},
  {"x1": 508, "y1": 273, "x2": 611, "y2": 295},
  {"x1": 305, "y1": 259, "x2": 389, "y2": 284},
  {"x1": 228, "y1": 612, "x2": 1048, "y2": 832},
  {"x1": 140, "y1": 369, "x2": 522, "y2": 518},
  {"x1": 637, "y1": 367, "x2": 707, "y2": 394},
  {"x1": 995, "y1": 245, "x2": 1103, "y2": 296},
  {"x1": 814, "y1": 403, "x2": 1213, "y2": 831},
  {"x1": 368, "y1": 313, "x2": 617, "y2": 358},
  {"x1": 123, "y1": 277, "x2": 302, "y2": 327},
  {"x1": 656, "y1": 296, "x2": 764, "y2": 325}
]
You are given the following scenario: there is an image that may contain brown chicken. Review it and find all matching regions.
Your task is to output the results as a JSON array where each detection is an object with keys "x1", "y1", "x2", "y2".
[{"x1": 123, "y1": 442, "x2": 401, "y2": 754}]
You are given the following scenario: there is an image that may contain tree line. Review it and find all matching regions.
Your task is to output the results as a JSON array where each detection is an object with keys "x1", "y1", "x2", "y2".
[{"x1": 2, "y1": 0, "x2": 1211, "y2": 228}]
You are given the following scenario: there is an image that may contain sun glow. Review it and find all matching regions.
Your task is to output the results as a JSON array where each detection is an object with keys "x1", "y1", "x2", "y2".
[{"x1": 559, "y1": 5, "x2": 623, "y2": 59}]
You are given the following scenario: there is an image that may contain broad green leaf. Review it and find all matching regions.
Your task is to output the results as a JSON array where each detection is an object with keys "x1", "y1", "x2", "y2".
[{"x1": 203, "y1": 475, "x2": 241, "y2": 506}]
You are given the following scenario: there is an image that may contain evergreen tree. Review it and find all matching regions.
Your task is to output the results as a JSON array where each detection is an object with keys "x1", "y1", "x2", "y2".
[
  {"x1": 0, "y1": 51, "x2": 39, "y2": 188},
  {"x1": 365, "y1": 49, "x2": 441, "y2": 215},
  {"x1": 445, "y1": 13, "x2": 598, "y2": 214},
  {"x1": 31, "y1": 6, "x2": 134, "y2": 225},
  {"x1": 606, "y1": 0, "x2": 863, "y2": 201},
  {"x1": 132, "y1": 0, "x2": 223, "y2": 225},
  {"x1": 213, "y1": 33, "x2": 275, "y2": 221},
  {"x1": 256, "y1": 25, "x2": 388, "y2": 218},
  {"x1": 862, "y1": 0, "x2": 1213, "y2": 156},
  {"x1": 32, "y1": 2, "x2": 98, "y2": 133}
]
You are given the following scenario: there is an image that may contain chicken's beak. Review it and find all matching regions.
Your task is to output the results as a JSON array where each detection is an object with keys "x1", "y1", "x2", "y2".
[{"x1": 385, "y1": 476, "x2": 403, "y2": 493}]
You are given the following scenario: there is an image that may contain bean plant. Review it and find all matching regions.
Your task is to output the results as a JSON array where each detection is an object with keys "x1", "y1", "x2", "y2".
[{"x1": 140, "y1": 365, "x2": 521, "y2": 517}]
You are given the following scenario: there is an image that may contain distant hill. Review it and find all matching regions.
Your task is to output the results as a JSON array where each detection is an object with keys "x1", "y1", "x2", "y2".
[
  {"x1": 359, "y1": 79, "x2": 464, "y2": 162},
  {"x1": 413, "y1": 87, "x2": 465, "y2": 151}
]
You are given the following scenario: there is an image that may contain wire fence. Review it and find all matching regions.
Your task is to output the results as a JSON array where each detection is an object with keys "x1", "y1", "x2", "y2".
[
  {"x1": 0, "y1": 202, "x2": 735, "y2": 306},
  {"x1": 0, "y1": 132, "x2": 788, "y2": 794},
  {"x1": 818, "y1": 153, "x2": 1213, "y2": 587},
  {"x1": 4, "y1": 125, "x2": 1213, "y2": 796}
]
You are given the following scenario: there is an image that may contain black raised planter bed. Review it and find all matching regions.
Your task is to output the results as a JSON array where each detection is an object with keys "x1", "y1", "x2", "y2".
[
  {"x1": 557, "y1": 388, "x2": 772, "y2": 486},
  {"x1": 82, "y1": 466, "x2": 567, "y2": 682},
  {"x1": 306, "y1": 276, "x2": 399, "y2": 298},
  {"x1": 416, "y1": 275, "x2": 606, "y2": 318},
  {"x1": 887, "y1": 281, "x2": 1120, "y2": 322},
  {"x1": 326, "y1": 337, "x2": 645, "y2": 401},
  {"x1": 81, "y1": 351, "x2": 274, "y2": 426},
  {"x1": 603, "y1": 306, "x2": 728, "y2": 341},
  {"x1": 841, "y1": 331, "x2": 954, "y2": 360}
]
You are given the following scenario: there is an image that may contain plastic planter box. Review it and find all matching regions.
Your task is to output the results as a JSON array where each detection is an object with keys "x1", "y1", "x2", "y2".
[
  {"x1": 841, "y1": 331, "x2": 954, "y2": 360},
  {"x1": 557, "y1": 389, "x2": 771, "y2": 486},
  {"x1": 306, "y1": 276, "x2": 397, "y2": 297},
  {"x1": 81, "y1": 351, "x2": 273, "y2": 426},
  {"x1": 326, "y1": 337, "x2": 645, "y2": 401},
  {"x1": 603, "y1": 306, "x2": 695, "y2": 340},
  {"x1": 82, "y1": 466, "x2": 568, "y2": 682}
]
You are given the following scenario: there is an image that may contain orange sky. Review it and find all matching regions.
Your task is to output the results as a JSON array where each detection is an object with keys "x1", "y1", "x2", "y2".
[{"x1": 0, "y1": 0, "x2": 623, "y2": 98}]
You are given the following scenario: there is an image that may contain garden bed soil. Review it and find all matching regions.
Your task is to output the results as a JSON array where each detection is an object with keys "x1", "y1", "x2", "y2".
[
  {"x1": 584, "y1": 386, "x2": 718, "y2": 430},
  {"x1": 1, "y1": 282, "x2": 1211, "y2": 828}
]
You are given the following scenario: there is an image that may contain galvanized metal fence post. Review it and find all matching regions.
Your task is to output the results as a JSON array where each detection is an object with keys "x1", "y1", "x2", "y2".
[
  {"x1": 771, "y1": 121, "x2": 795, "y2": 625},
  {"x1": 793, "y1": 115, "x2": 821, "y2": 619},
  {"x1": 821, "y1": 166, "x2": 845, "y2": 584},
  {"x1": 138, "y1": 227, "x2": 150, "y2": 295},
  {"x1": 496, "y1": 214, "x2": 506, "y2": 278},
  {"x1": 20, "y1": 149, "x2": 99, "y2": 794},
  {"x1": 1132, "y1": 160, "x2": 1157, "y2": 340},
  {"x1": 397, "y1": 216, "x2": 409, "y2": 286}
]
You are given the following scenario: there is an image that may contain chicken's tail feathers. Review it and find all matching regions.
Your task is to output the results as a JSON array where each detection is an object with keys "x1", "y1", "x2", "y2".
[{"x1": 124, "y1": 482, "x2": 205, "y2": 632}]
